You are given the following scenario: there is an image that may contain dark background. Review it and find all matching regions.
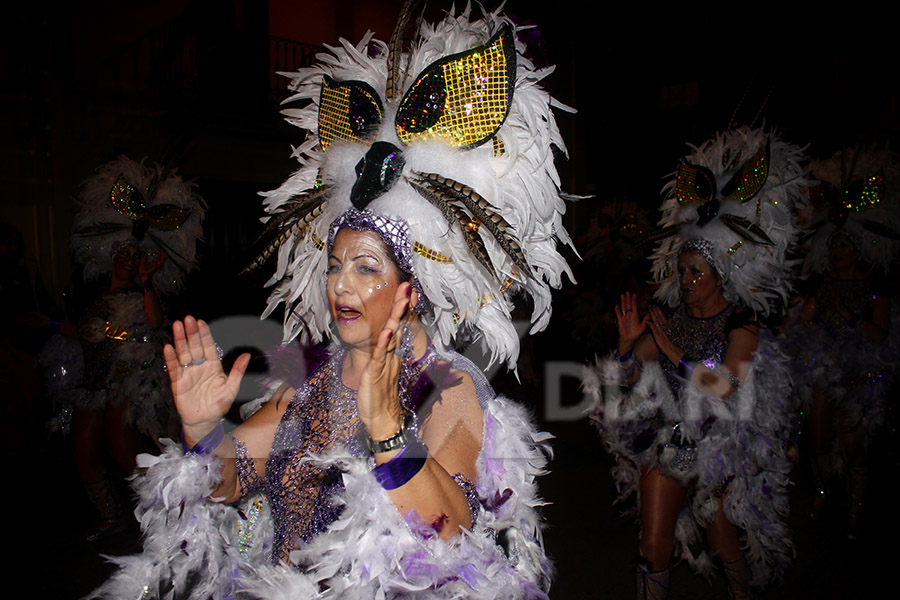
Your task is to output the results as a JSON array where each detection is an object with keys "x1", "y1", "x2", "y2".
[{"x1": 4, "y1": 1, "x2": 897, "y2": 597}]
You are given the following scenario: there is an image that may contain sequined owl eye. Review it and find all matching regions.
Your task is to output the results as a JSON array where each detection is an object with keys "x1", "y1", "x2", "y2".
[
  {"x1": 675, "y1": 161, "x2": 717, "y2": 205},
  {"x1": 109, "y1": 176, "x2": 146, "y2": 218},
  {"x1": 108, "y1": 175, "x2": 191, "y2": 231},
  {"x1": 318, "y1": 75, "x2": 384, "y2": 151},
  {"x1": 676, "y1": 140, "x2": 770, "y2": 205},
  {"x1": 843, "y1": 169, "x2": 885, "y2": 212},
  {"x1": 395, "y1": 25, "x2": 516, "y2": 149},
  {"x1": 719, "y1": 140, "x2": 769, "y2": 203}
]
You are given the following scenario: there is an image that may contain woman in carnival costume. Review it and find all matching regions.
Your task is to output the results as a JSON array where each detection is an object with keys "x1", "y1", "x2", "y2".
[
  {"x1": 67, "y1": 155, "x2": 206, "y2": 540},
  {"x1": 784, "y1": 144, "x2": 899, "y2": 540},
  {"x1": 585, "y1": 126, "x2": 808, "y2": 598},
  {"x1": 90, "y1": 4, "x2": 574, "y2": 599}
]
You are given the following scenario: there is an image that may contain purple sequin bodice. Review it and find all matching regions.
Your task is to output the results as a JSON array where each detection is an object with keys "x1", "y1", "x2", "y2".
[{"x1": 259, "y1": 344, "x2": 444, "y2": 566}]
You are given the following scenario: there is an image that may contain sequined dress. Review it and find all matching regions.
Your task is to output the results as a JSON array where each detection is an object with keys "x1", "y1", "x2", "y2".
[
  {"x1": 586, "y1": 303, "x2": 795, "y2": 587},
  {"x1": 73, "y1": 289, "x2": 174, "y2": 438},
  {"x1": 234, "y1": 344, "x2": 482, "y2": 565}
]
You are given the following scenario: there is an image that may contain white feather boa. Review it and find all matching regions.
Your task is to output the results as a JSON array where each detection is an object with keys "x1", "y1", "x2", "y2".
[
  {"x1": 89, "y1": 397, "x2": 552, "y2": 599},
  {"x1": 584, "y1": 331, "x2": 795, "y2": 587}
]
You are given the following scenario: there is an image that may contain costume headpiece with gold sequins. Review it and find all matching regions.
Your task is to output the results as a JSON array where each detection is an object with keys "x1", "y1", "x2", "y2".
[
  {"x1": 71, "y1": 155, "x2": 206, "y2": 296},
  {"x1": 800, "y1": 144, "x2": 900, "y2": 275},
  {"x1": 248, "y1": 4, "x2": 576, "y2": 368},
  {"x1": 646, "y1": 126, "x2": 808, "y2": 316}
]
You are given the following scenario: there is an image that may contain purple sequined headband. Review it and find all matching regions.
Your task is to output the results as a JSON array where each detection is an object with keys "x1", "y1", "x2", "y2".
[{"x1": 327, "y1": 208, "x2": 431, "y2": 314}]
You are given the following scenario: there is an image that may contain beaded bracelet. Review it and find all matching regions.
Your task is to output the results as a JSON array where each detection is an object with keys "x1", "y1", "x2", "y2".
[
  {"x1": 182, "y1": 421, "x2": 225, "y2": 455},
  {"x1": 372, "y1": 436, "x2": 428, "y2": 490}
]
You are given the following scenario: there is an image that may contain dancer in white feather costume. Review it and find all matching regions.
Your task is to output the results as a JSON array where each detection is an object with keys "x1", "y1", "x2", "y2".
[
  {"x1": 585, "y1": 126, "x2": 808, "y2": 598},
  {"x1": 90, "y1": 4, "x2": 573, "y2": 598},
  {"x1": 65, "y1": 155, "x2": 205, "y2": 541},
  {"x1": 783, "y1": 144, "x2": 900, "y2": 540}
]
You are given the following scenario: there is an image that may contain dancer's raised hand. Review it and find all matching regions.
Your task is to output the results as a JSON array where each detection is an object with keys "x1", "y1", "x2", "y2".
[
  {"x1": 614, "y1": 291, "x2": 649, "y2": 353},
  {"x1": 163, "y1": 315, "x2": 250, "y2": 443}
]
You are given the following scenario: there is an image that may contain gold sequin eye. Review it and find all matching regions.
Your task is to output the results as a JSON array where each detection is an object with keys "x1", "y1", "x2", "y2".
[
  {"x1": 844, "y1": 170, "x2": 885, "y2": 212},
  {"x1": 108, "y1": 175, "x2": 191, "y2": 231},
  {"x1": 720, "y1": 140, "x2": 769, "y2": 203},
  {"x1": 395, "y1": 25, "x2": 516, "y2": 149},
  {"x1": 109, "y1": 176, "x2": 145, "y2": 218},
  {"x1": 318, "y1": 75, "x2": 384, "y2": 151},
  {"x1": 675, "y1": 160, "x2": 716, "y2": 205}
]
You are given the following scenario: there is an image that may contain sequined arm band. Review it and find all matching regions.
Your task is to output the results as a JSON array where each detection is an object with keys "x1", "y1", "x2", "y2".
[
  {"x1": 372, "y1": 436, "x2": 428, "y2": 490},
  {"x1": 182, "y1": 421, "x2": 224, "y2": 455},
  {"x1": 452, "y1": 473, "x2": 480, "y2": 526},
  {"x1": 232, "y1": 434, "x2": 264, "y2": 497}
]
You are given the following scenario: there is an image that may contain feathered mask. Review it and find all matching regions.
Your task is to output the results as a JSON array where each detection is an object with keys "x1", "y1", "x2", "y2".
[
  {"x1": 800, "y1": 144, "x2": 900, "y2": 275},
  {"x1": 250, "y1": 4, "x2": 576, "y2": 369},
  {"x1": 645, "y1": 126, "x2": 808, "y2": 315},
  {"x1": 71, "y1": 155, "x2": 206, "y2": 295}
]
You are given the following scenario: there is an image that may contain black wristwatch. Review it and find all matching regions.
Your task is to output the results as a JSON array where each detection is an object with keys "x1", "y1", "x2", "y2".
[{"x1": 366, "y1": 412, "x2": 414, "y2": 453}]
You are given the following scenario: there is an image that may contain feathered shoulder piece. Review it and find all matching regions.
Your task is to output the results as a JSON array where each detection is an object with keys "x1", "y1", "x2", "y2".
[
  {"x1": 252, "y1": 4, "x2": 576, "y2": 369},
  {"x1": 800, "y1": 143, "x2": 900, "y2": 275},
  {"x1": 71, "y1": 155, "x2": 206, "y2": 295},
  {"x1": 647, "y1": 126, "x2": 808, "y2": 315}
]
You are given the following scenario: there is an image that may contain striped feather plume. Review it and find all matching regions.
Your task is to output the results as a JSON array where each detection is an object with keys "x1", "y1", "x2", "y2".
[
  {"x1": 408, "y1": 172, "x2": 532, "y2": 278},
  {"x1": 242, "y1": 186, "x2": 331, "y2": 275}
]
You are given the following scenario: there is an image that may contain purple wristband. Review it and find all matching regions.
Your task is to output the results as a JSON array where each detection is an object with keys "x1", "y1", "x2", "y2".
[
  {"x1": 678, "y1": 355, "x2": 695, "y2": 379},
  {"x1": 372, "y1": 437, "x2": 428, "y2": 490},
  {"x1": 182, "y1": 422, "x2": 225, "y2": 455}
]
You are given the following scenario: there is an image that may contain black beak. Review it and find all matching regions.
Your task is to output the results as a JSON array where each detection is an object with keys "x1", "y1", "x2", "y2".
[{"x1": 350, "y1": 141, "x2": 405, "y2": 209}]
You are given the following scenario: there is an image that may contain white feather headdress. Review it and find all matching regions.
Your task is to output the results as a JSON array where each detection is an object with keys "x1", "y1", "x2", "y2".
[
  {"x1": 800, "y1": 144, "x2": 900, "y2": 275},
  {"x1": 646, "y1": 126, "x2": 808, "y2": 315},
  {"x1": 251, "y1": 4, "x2": 576, "y2": 369},
  {"x1": 71, "y1": 155, "x2": 206, "y2": 296}
]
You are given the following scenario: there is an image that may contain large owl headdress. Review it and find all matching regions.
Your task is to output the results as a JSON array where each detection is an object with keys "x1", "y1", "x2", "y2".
[
  {"x1": 645, "y1": 126, "x2": 808, "y2": 315},
  {"x1": 71, "y1": 155, "x2": 206, "y2": 295},
  {"x1": 800, "y1": 144, "x2": 900, "y2": 275},
  {"x1": 252, "y1": 4, "x2": 575, "y2": 369}
]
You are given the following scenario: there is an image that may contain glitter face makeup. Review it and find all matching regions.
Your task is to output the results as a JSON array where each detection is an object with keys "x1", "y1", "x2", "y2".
[
  {"x1": 327, "y1": 229, "x2": 403, "y2": 350},
  {"x1": 678, "y1": 249, "x2": 723, "y2": 311}
]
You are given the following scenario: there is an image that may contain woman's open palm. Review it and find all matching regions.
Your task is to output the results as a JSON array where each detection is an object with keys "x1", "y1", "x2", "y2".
[
  {"x1": 163, "y1": 316, "x2": 250, "y2": 432},
  {"x1": 615, "y1": 292, "x2": 649, "y2": 350}
]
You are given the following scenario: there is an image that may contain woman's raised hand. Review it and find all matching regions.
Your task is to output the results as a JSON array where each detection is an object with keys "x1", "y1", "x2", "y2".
[
  {"x1": 614, "y1": 292, "x2": 649, "y2": 353},
  {"x1": 356, "y1": 283, "x2": 411, "y2": 442},
  {"x1": 163, "y1": 316, "x2": 250, "y2": 441},
  {"x1": 647, "y1": 305, "x2": 683, "y2": 365}
]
